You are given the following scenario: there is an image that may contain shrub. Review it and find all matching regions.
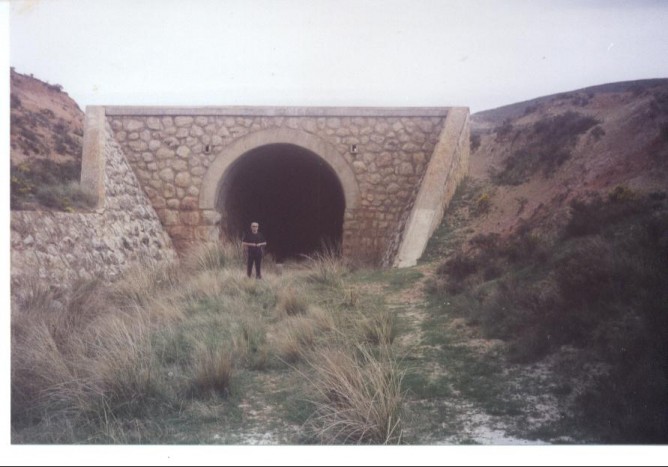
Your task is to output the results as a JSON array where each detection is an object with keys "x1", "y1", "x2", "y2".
[
  {"x1": 492, "y1": 112, "x2": 600, "y2": 185},
  {"x1": 11, "y1": 159, "x2": 88, "y2": 211},
  {"x1": 437, "y1": 252, "x2": 479, "y2": 282},
  {"x1": 11, "y1": 93, "x2": 21, "y2": 109},
  {"x1": 591, "y1": 125, "x2": 605, "y2": 141},
  {"x1": 427, "y1": 190, "x2": 668, "y2": 441},
  {"x1": 494, "y1": 119, "x2": 513, "y2": 141},
  {"x1": 470, "y1": 133, "x2": 481, "y2": 153},
  {"x1": 35, "y1": 181, "x2": 96, "y2": 211},
  {"x1": 473, "y1": 193, "x2": 492, "y2": 216}
]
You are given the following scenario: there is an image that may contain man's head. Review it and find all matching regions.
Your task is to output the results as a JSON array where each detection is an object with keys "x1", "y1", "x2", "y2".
[{"x1": 251, "y1": 222, "x2": 259, "y2": 233}]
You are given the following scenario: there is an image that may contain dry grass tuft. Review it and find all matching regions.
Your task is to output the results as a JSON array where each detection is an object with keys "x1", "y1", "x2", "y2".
[
  {"x1": 304, "y1": 345, "x2": 404, "y2": 444},
  {"x1": 356, "y1": 308, "x2": 398, "y2": 346},
  {"x1": 273, "y1": 316, "x2": 318, "y2": 364},
  {"x1": 303, "y1": 245, "x2": 350, "y2": 287},
  {"x1": 191, "y1": 344, "x2": 234, "y2": 396},
  {"x1": 183, "y1": 241, "x2": 243, "y2": 273},
  {"x1": 276, "y1": 287, "x2": 309, "y2": 317}
]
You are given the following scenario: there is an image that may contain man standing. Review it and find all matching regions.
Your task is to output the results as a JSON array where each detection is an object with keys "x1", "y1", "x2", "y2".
[{"x1": 242, "y1": 222, "x2": 267, "y2": 279}]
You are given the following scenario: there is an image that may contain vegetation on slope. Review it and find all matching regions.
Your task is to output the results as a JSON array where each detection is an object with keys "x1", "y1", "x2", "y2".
[
  {"x1": 426, "y1": 185, "x2": 668, "y2": 443},
  {"x1": 10, "y1": 68, "x2": 92, "y2": 211}
]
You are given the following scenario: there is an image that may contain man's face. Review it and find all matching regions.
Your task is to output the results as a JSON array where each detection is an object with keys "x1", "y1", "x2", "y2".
[{"x1": 251, "y1": 223, "x2": 259, "y2": 233}]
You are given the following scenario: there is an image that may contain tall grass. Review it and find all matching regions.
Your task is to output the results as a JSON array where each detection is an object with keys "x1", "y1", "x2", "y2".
[
  {"x1": 303, "y1": 242, "x2": 350, "y2": 287},
  {"x1": 12, "y1": 241, "x2": 404, "y2": 444},
  {"x1": 303, "y1": 345, "x2": 404, "y2": 444}
]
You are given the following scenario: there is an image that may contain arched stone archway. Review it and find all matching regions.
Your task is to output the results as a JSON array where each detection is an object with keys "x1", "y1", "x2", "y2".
[
  {"x1": 199, "y1": 127, "x2": 360, "y2": 260},
  {"x1": 103, "y1": 106, "x2": 469, "y2": 265}
]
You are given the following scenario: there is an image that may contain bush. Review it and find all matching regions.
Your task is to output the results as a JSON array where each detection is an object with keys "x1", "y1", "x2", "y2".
[
  {"x1": 470, "y1": 133, "x2": 481, "y2": 153},
  {"x1": 492, "y1": 112, "x2": 600, "y2": 185},
  {"x1": 494, "y1": 119, "x2": 514, "y2": 141},
  {"x1": 35, "y1": 181, "x2": 96, "y2": 211},
  {"x1": 11, "y1": 93, "x2": 22, "y2": 109},
  {"x1": 473, "y1": 193, "x2": 492, "y2": 216},
  {"x1": 591, "y1": 125, "x2": 605, "y2": 141},
  {"x1": 11, "y1": 159, "x2": 87, "y2": 211},
  {"x1": 427, "y1": 190, "x2": 668, "y2": 441}
]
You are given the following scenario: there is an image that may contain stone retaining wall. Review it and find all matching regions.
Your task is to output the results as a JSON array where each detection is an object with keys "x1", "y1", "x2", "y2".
[{"x1": 10, "y1": 113, "x2": 177, "y2": 296}]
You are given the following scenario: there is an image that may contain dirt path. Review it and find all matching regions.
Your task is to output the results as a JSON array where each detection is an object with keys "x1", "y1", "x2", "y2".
[{"x1": 381, "y1": 263, "x2": 565, "y2": 444}]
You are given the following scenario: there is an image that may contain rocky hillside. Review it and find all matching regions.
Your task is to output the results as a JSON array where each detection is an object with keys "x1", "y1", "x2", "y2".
[
  {"x1": 10, "y1": 68, "x2": 87, "y2": 211},
  {"x1": 458, "y1": 79, "x2": 668, "y2": 243}
]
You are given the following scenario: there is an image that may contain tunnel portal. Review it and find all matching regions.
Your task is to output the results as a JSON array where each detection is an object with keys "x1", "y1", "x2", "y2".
[{"x1": 218, "y1": 144, "x2": 345, "y2": 262}]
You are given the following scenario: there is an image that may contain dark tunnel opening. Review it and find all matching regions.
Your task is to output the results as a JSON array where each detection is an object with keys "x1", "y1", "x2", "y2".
[{"x1": 218, "y1": 144, "x2": 345, "y2": 262}]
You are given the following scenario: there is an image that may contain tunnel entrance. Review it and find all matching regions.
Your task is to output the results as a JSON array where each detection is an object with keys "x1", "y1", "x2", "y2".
[{"x1": 218, "y1": 144, "x2": 345, "y2": 262}]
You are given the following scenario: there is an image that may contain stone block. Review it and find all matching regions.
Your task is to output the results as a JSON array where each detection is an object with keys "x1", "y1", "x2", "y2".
[
  {"x1": 124, "y1": 119, "x2": 145, "y2": 131},
  {"x1": 174, "y1": 116, "x2": 194, "y2": 127},
  {"x1": 147, "y1": 117, "x2": 162, "y2": 130},
  {"x1": 174, "y1": 172, "x2": 191, "y2": 188},
  {"x1": 159, "y1": 168, "x2": 175, "y2": 182},
  {"x1": 352, "y1": 161, "x2": 367, "y2": 174},
  {"x1": 156, "y1": 147, "x2": 175, "y2": 159},
  {"x1": 176, "y1": 145, "x2": 191, "y2": 158},
  {"x1": 180, "y1": 211, "x2": 200, "y2": 226},
  {"x1": 181, "y1": 196, "x2": 198, "y2": 211}
]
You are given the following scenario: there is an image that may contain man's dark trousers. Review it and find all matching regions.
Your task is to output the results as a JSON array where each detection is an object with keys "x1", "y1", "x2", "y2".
[{"x1": 247, "y1": 249, "x2": 262, "y2": 278}]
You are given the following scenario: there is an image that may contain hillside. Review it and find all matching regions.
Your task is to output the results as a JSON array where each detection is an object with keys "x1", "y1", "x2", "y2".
[
  {"x1": 464, "y1": 79, "x2": 668, "y2": 242},
  {"x1": 10, "y1": 68, "x2": 88, "y2": 211},
  {"x1": 423, "y1": 78, "x2": 668, "y2": 443}
]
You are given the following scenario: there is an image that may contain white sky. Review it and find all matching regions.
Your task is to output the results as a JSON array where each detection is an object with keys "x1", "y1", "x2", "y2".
[
  {"x1": 8, "y1": 0, "x2": 668, "y2": 113},
  {"x1": 3, "y1": 1, "x2": 668, "y2": 463}
]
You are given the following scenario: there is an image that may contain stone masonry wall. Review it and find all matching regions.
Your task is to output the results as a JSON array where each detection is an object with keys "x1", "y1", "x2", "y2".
[
  {"x1": 10, "y1": 120, "x2": 177, "y2": 296},
  {"x1": 106, "y1": 109, "x2": 446, "y2": 263}
]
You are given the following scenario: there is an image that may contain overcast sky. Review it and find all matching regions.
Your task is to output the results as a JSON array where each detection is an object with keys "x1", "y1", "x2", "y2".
[{"x1": 8, "y1": 0, "x2": 668, "y2": 114}]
